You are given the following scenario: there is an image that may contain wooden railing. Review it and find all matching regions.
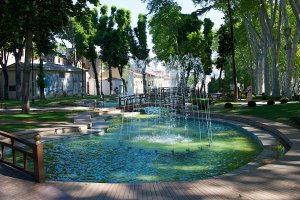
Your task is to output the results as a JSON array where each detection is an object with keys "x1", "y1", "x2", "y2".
[{"x1": 0, "y1": 130, "x2": 45, "y2": 183}]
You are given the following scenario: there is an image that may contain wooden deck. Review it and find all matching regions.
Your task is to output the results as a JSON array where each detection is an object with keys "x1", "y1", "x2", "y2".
[{"x1": 1, "y1": 114, "x2": 300, "y2": 200}]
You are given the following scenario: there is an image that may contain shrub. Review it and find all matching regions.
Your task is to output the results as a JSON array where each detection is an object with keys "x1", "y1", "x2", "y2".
[
  {"x1": 280, "y1": 97, "x2": 289, "y2": 104},
  {"x1": 262, "y1": 93, "x2": 269, "y2": 100},
  {"x1": 240, "y1": 94, "x2": 246, "y2": 99},
  {"x1": 275, "y1": 96, "x2": 283, "y2": 101},
  {"x1": 267, "y1": 99, "x2": 275, "y2": 105},
  {"x1": 292, "y1": 94, "x2": 299, "y2": 101},
  {"x1": 248, "y1": 101, "x2": 256, "y2": 107},
  {"x1": 224, "y1": 102, "x2": 233, "y2": 109}
]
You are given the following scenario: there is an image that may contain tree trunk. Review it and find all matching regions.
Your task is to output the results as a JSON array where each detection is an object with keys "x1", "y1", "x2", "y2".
[
  {"x1": 0, "y1": 49, "x2": 9, "y2": 100},
  {"x1": 282, "y1": 0, "x2": 300, "y2": 98},
  {"x1": 227, "y1": 0, "x2": 238, "y2": 101},
  {"x1": 108, "y1": 66, "x2": 112, "y2": 95},
  {"x1": 100, "y1": 61, "x2": 103, "y2": 95},
  {"x1": 259, "y1": 0, "x2": 281, "y2": 97},
  {"x1": 13, "y1": 37, "x2": 24, "y2": 101},
  {"x1": 91, "y1": 59, "x2": 100, "y2": 95},
  {"x1": 256, "y1": 51, "x2": 263, "y2": 94},
  {"x1": 142, "y1": 62, "x2": 147, "y2": 95},
  {"x1": 38, "y1": 56, "x2": 45, "y2": 100},
  {"x1": 22, "y1": 26, "x2": 32, "y2": 113},
  {"x1": 117, "y1": 66, "x2": 127, "y2": 93},
  {"x1": 218, "y1": 66, "x2": 223, "y2": 89},
  {"x1": 263, "y1": 35, "x2": 270, "y2": 96}
]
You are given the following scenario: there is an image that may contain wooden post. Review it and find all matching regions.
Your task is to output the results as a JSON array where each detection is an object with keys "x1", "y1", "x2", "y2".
[{"x1": 33, "y1": 134, "x2": 45, "y2": 183}]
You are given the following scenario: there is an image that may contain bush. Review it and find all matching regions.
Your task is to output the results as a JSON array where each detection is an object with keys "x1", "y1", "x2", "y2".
[
  {"x1": 248, "y1": 101, "x2": 256, "y2": 107},
  {"x1": 224, "y1": 102, "x2": 233, "y2": 109},
  {"x1": 262, "y1": 93, "x2": 269, "y2": 100},
  {"x1": 292, "y1": 94, "x2": 299, "y2": 101},
  {"x1": 280, "y1": 97, "x2": 289, "y2": 104},
  {"x1": 275, "y1": 96, "x2": 283, "y2": 101},
  {"x1": 267, "y1": 99, "x2": 275, "y2": 105},
  {"x1": 240, "y1": 94, "x2": 246, "y2": 99}
]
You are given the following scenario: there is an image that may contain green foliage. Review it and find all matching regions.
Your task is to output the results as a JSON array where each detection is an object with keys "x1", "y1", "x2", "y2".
[
  {"x1": 280, "y1": 97, "x2": 289, "y2": 104},
  {"x1": 96, "y1": 5, "x2": 132, "y2": 93},
  {"x1": 201, "y1": 18, "x2": 214, "y2": 75},
  {"x1": 261, "y1": 93, "x2": 269, "y2": 100},
  {"x1": 224, "y1": 102, "x2": 233, "y2": 108},
  {"x1": 267, "y1": 99, "x2": 275, "y2": 105},
  {"x1": 149, "y1": 4, "x2": 182, "y2": 61},
  {"x1": 141, "y1": 0, "x2": 177, "y2": 14},
  {"x1": 247, "y1": 101, "x2": 256, "y2": 107},
  {"x1": 128, "y1": 14, "x2": 150, "y2": 61},
  {"x1": 0, "y1": 110, "x2": 85, "y2": 132},
  {"x1": 275, "y1": 96, "x2": 283, "y2": 101}
]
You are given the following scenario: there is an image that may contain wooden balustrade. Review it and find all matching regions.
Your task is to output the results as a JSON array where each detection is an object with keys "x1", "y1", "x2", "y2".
[{"x1": 0, "y1": 130, "x2": 45, "y2": 183}]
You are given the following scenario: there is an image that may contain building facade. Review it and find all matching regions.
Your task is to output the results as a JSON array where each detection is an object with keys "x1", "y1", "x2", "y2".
[{"x1": 0, "y1": 62, "x2": 87, "y2": 100}]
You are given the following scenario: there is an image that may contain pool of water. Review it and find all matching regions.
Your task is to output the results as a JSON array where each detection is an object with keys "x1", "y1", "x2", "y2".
[{"x1": 44, "y1": 115, "x2": 263, "y2": 183}]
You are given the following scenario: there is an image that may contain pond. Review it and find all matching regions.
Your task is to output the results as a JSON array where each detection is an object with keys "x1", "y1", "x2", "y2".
[{"x1": 44, "y1": 114, "x2": 263, "y2": 183}]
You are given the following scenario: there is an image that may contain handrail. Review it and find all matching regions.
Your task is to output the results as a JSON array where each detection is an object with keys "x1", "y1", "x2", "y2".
[{"x1": 0, "y1": 130, "x2": 45, "y2": 183}]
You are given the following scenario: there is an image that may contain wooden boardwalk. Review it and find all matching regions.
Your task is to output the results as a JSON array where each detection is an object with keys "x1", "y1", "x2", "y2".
[{"x1": 1, "y1": 114, "x2": 300, "y2": 200}]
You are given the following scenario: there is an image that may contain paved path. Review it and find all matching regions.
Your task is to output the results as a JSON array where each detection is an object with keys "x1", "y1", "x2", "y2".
[{"x1": 0, "y1": 110, "x2": 299, "y2": 199}]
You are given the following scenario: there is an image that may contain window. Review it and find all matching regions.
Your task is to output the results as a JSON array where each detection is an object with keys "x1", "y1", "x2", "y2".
[
  {"x1": 9, "y1": 85, "x2": 16, "y2": 91},
  {"x1": 59, "y1": 72, "x2": 65, "y2": 78}
]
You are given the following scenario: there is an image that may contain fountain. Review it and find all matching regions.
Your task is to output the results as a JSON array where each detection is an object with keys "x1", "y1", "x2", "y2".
[{"x1": 42, "y1": 55, "x2": 265, "y2": 183}]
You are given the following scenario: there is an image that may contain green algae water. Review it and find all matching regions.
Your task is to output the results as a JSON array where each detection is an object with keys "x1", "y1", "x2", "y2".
[{"x1": 44, "y1": 115, "x2": 262, "y2": 183}]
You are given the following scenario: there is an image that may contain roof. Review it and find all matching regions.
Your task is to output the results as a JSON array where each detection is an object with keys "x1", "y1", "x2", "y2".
[{"x1": 6, "y1": 62, "x2": 85, "y2": 72}]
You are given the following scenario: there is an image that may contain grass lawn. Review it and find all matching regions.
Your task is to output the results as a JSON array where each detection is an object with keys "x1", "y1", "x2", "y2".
[
  {"x1": 0, "y1": 95, "x2": 117, "y2": 108},
  {"x1": 211, "y1": 102, "x2": 300, "y2": 128},
  {"x1": 0, "y1": 95, "x2": 119, "y2": 133},
  {"x1": 0, "y1": 110, "x2": 85, "y2": 133}
]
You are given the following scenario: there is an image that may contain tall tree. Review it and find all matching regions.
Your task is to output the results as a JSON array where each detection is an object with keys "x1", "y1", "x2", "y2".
[
  {"x1": 96, "y1": 5, "x2": 117, "y2": 94},
  {"x1": 18, "y1": 0, "x2": 99, "y2": 113},
  {"x1": 199, "y1": 18, "x2": 214, "y2": 93},
  {"x1": 76, "y1": 8, "x2": 100, "y2": 95},
  {"x1": 128, "y1": 14, "x2": 150, "y2": 94},
  {"x1": 114, "y1": 9, "x2": 132, "y2": 93},
  {"x1": 149, "y1": 3, "x2": 202, "y2": 90},
  {"x1": 216, "y1": 23, "x2": 232, "y2": 90},
  {"x1": 282, "y1": 0, "x2": 300, "y2": 98}
]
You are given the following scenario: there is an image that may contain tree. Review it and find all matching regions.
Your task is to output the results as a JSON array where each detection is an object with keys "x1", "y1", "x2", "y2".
[
  {"x1": 282, "y1": 0, "x2": 300, "y2": 98},
  {"x1": 0, "y1": 0, "x2": 26, "y2": 101},
  {"x1": 33, "y1": 31, "x2": 56, "y2": 100},
  {"x1": 16, "y1": 0, "x2": 99, "y2": 113},
  {"x1": 75, "y1": 8, "x2": 100, "y2": 95},
  {"x1": 199, "y1": 18, "x2": 214, "y2": 93},
  {"x1": 128, "y1": 14, "x2": 150, "y2": 94},
  {"x1": 149, "y1": 3, "x2": 203, "y2": 90},
  {"x1": 96, "y1": 5, "x2": 117, "y2": 94},
  {"x1": 114, "y1": 9, "x2": 132, "y2": 93},
  {"x1": 56, "y1": 18, "x2": 78, "y2": 66},
  {"x1": 216, "y1": 23, "x2": 231, "y2": 90}
]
